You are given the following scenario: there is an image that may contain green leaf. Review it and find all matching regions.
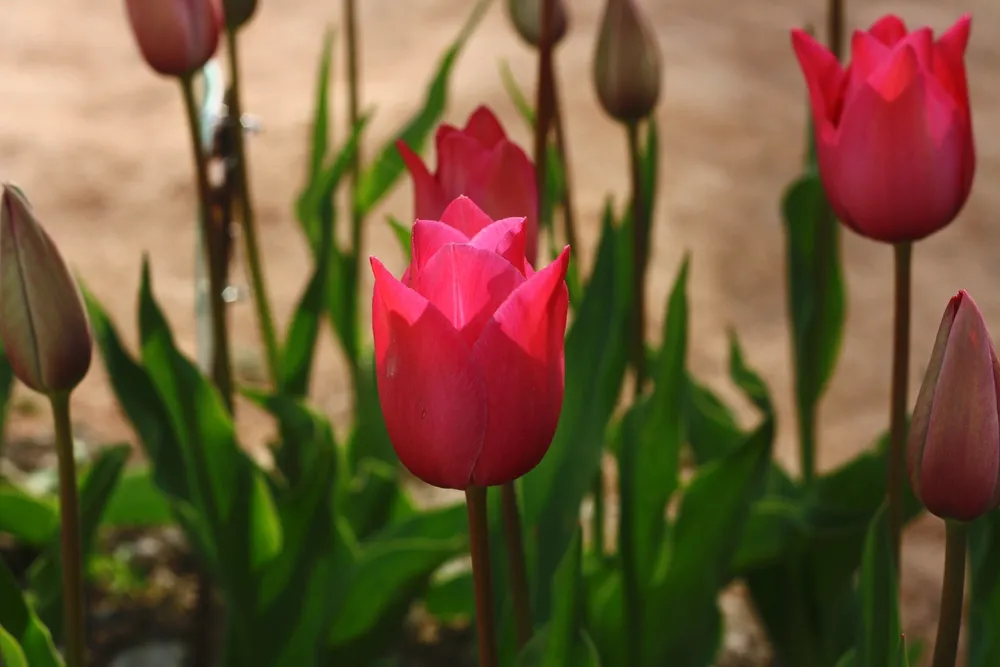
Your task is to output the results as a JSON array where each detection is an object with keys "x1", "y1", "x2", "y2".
[
  {"x1": 781, "y1": 173, "x2": 846, "y2": 481},
  {"x1": 730, "y1": 497, "x2": 808, "y2": 572},
  {"x1": 386, "y1": 215, "x2": 412, "y2": 262},
  {"x1": 642, "y1": 418, "x2": 774, "y2": 667},
  {"x1": 327, "y1": 503, "x2": 468, "y2": 650},
  {"x1": 0, "y1": 341, "x2": 15, "y2": 457},
  {"x1": 683, "y1": 374, "x2": 745, "y2": 465},
  {"x1": 855, "y1": 504, "x2": 901, "y2": 667},
  {"x1": 523, "y1": 203, "x2": 631, "y2": 622},
  {"x1": 0, "y1": 625, "x2": 29, "y2": 667},
  {"x1": 306, "y1": 29, "x2": 334, "y2": 187},
  {"x1": 101, "y1": 467, "x2": 174, "y2": 528},
  {"x1": 500, "y1": 60, "x2": 536, "y2": 129},
  {"x1": 542, "y1": 532, "x2": 598, "y2": 667},
  {"x1": 355, "y1": 0, "x2": 490, "y2": 215},
  {"x1": 423, "y1": 569, "x2": 474, "y2": 623},
  {"x1": 0, "y1": 560, "x2": 61, "y2": 667},
  {"x1": 968, "y1": 509, "x2": 1000, "y2": 667},
  {"x1": 136, "y1": 261, "x2": 282, "y2": 625},
  {"x1": 728, "y1": 331, "x2": 774, "y2": 418},
  {"x1": 30, "y1": 445, "x2": 130, "y2": 639},
  {"x1": 0, "y1": 482, "x2": 58, "y2": 546}
]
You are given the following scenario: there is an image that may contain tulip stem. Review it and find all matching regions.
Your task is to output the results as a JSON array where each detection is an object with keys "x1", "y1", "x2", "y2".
[
  {"x1": 626, "y1": 120, "x2": 648, "y2": 395},
  {"x1": 501, "y1": 482, "x2": 533, "y2": 648},
  {"x1": 888, "y1": 241, "x2": 912, "y2": 572},
  {"x1": 827, "y1": 0, "x2": 844, "y2": 60},
  {"x1": 549, "y1": 43, "x2": 578, "y2": 257},
  {"x1": 466, "y1": 485, "x2": 499, "y2": 667},
  {"x1": 224, "y1": 29, "x2": 282, "y2": 388},
  {"x1": 344, "y1": 0, "x2": 365, "y2": 270},
  {"x1": 931, "y1": 520, "x2": 967, "y2": 667},
  {"x1": 533, "y1": 0, "x2": 557, "y2": 246},
  {"x1": 50, "y1": 392, "x2": 86, "y2": 667}
]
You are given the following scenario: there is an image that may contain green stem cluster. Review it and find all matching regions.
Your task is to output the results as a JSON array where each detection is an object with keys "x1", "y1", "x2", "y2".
[
  {"x1": 466, "y1": 486, "x2": 500, "y2": 667},
  {"x1": 887, "y1": 241, "x2": 912, "y2": 571},
  {"x1": 501, "y1": 483, "x2": 533, "y2": 648},
  {"x1": 931, "y1": 521, "x2": 967, "y2": 667}
]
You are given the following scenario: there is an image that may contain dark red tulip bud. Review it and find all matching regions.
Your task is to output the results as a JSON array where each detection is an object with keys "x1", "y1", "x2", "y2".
[
  {"x1": 506, "y1": 0, "x2": 568, "y2": 48},
  {"x1": 593, "y1": 0, "x2": 663, "y2": 123},
  {"x1": 908, "y1": 290, "x2": 1000, "y2": 522}
]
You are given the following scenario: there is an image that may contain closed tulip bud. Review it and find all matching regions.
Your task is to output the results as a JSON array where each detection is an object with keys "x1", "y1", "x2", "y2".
[
  {"x1": 372, "y1": 197, "x2": 569, "y2": 490},
  {"x1": 506, "y1": 0, "x2": 568, "y2": 48},
  {"x1": 593, "y1": 0, "x2": 662, "y2": 123},
  {"x1": 124, "y1": 0, "x2": 223, "y2": 77},
  {"x1": 792, "y1": 14, "x2": 975, "y2": 243},
  {"x1": 908, "y1": 290, "x2": 1000, "y2": 522},
  {"x1": 0, "y1": 185, "x2": 92, "y2": 396},
  {"x1": 223, "y1": 0, "x2": 257, "y2": 31}
]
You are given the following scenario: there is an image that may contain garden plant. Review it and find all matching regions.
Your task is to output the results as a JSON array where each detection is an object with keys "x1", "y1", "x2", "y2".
[{"x1": 0, "y1": 1, "x2": 998, "y2": 667}]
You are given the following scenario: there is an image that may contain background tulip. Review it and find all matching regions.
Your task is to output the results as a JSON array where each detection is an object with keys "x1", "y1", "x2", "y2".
[
  {"x1": 791, "y1": 14, "x2": 975, "y2": 243},
  {"x1": 593, "y1": 0, "x2": 663, "y2": 123},
  {"x1": 397, "y1": 106, "x2": 539, "y2": 265},
  {"x1": 0, "y1": 184, "x2": 92, "y2": 396},
  {"x1": 908, "y1": 290, "x2": 1000, "y2": 522},
  {"x1": 507, "y1": 0, "x2": 568, "y2": 48},
  {"x1": 124, "y1": 0, "x2": 223, "y2": 77},
  {"x1": 371, "y1": 197, "x2": 568, "y2": 490}
]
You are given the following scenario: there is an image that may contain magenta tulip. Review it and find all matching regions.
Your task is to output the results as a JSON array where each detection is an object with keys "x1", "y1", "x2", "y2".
[
  {"x1": 371, "y1": 197, "x2": 569, "y2": 489},
  {"x1": 791, "y1": 14, "x2": 975, "y2": 243},
  {"x1": 124, "y1": 0, "x2": 222, "y2": 77},
  {"x1": 397, "y1": 106, "x2": 539, "y2": 265},
  {"x1": 908, "y1": 290, "x2": 1000, "y2": 521}
]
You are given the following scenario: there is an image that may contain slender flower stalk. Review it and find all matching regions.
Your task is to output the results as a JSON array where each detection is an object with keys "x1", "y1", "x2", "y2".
[
  {"x1": 826, "y1": 0, "x2": 843, "y2": 60},
  {"x1": 887, "y1": 242, "x2": 912, "y2": 569},
  {"x1": 931, "y1": 521, "x2": 967, "y2": 667},
  {"x1": 224, "y1": 29, "x2": 281, "y2": 388},
  {"x1": 344, "y1": 0, "x2": 364, "y2": 271},
  {"x1": 466, "y1": 486, "x2": 499, "y2": 667},
  {"x1": 501, "y1": 483, "x2": 533, "y2": 648},
  {"x1": 532, "y1": 0, "x2": 556, "y2": 242},
  {"x1": 51, "y1": 392, "x2": 86, "y2": 667},
  {"x1": 626, "y1": 120, "x2": 647, "y2": 393},
  {"x1": 550, "y1": 79, "x2": 578, "y2": 253}
]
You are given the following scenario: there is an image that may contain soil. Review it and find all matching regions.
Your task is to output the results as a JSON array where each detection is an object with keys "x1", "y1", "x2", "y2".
[{"x1": 1, "y1": 0, "x2": 998, "y2": 665}]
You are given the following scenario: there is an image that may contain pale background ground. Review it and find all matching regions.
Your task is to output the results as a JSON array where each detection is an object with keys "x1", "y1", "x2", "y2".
[{"x1": 0, "y1": 0, "x2": 997, "y2": 660}]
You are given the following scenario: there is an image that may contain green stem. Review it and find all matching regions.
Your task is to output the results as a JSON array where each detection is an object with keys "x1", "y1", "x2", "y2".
[
  {"x1": 592, "y1": 470, "x2": 606, "y2": 559},
  {"x1": 931, "y1": 521, "x2": 967, "y2": 667},
  {"x1": 533, "y1": 0, "x2": 556, "y2": 255},
  {"x1": 626, "y1": 120, "x2": 648, "y2": 395},
  {"x1": 827, "y1": 0, "x2": 844, "y2": 61},
  {"x1": 344, "y1": 0, "x2": 364, "y2": 261},
  {"x1": 224, "y1": 30, "x2": 282, "y2": 388},
  {"x1": 466, "y1": 486, "x2": 499, "y2": 667},
  {"x1": 549, "y1": 63, "x2": 577, "y2": 254},
  {"x1": 500, "y1": 482, "x2": 533, "y2": 648},
  {"x1": 50, "y1": 392, "x2": 86, "y2": 667},
  {"x1": 888, "y1": 241, "x2": 912, "y2": 571}
]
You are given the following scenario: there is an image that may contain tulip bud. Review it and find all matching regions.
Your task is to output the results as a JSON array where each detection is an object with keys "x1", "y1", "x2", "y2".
[
  {"x1": 506, "y1": 0, "x2": 568, "y2": 48},
  {"x1": 908, "y1": 290, "x2": 1000, "y2": 522},
  {"x1": 124, "y1": 0, "x2": 223, "y2": 77},
  {"x1": 0, "y1": 185, "x2": 92, "y2": 396},
  {"x1": 223, "y1": 0, "x2": 257, "y2": 31},
  {"x1": 593, "y1": 0, "x2": 663, "y2": 123}
]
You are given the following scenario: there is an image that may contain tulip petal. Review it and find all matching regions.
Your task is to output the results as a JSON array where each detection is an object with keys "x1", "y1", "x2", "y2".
[
  {"x1": 411, "y1": 244, "x2": 525, "y2": 346},
  {"x1": 477, "y1": 141, "x2": 539, "y2": 266},
  {"x1": 468, "y1": 217, "x2": 533, "y2": 277},
  {"x1": 470, "y1": 247, "x2": 570, "y2": 486},
  {"x1": 397, "y1": 140, "x2": 448, "y2": 221},
  {"x1": 866, "y1": 40, "x2": 918, "y2": 100},
  {"x1": 464, "y1": 106, "x2": 508, "y2": 148},
  {"x1": 411, "y1": 219, "x2": 469, "y2": 278},
  {"x1": 371, "y1": 257, "x2": 486, "y2": 489},
  {"x1": 933, "y1": 15, "x2": 972, "y2": 112},
  {"x1": 827, "y1": 45, "x2": 967, "y2": 241},
  {"x1": 791, "y1": 29, "x2": 845, "y2": 131},
  {"x1": 437, "y1": 134, "x2": 492, "y2": 202},
  {"x1": 868, "y1": 14, "x2": 908, "y2": 46},
  {"x1": 439, "y1": 195, "x2": 496, "y2": 238},
  {"x1": 919, "y1": 295, "x2": 1000, "y2": 521}
]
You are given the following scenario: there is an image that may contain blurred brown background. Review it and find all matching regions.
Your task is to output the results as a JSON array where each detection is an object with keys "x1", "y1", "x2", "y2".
[{"x1": 0, "y1": 0, "x2": 995, "y2": 655}]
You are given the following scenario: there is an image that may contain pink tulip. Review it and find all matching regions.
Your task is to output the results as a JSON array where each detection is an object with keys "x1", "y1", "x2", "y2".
[
  {"x1": 397, "y1": 106, "x2": 539, "y2": 265},
  {"x1": 791, "y1": 14, "x2": 975, "y2": 243},
  {"x1": 908, "y1": 290, "x2": 1000, "y2": 521},
  {"x1": 371, "y1": 197, "x2": 569, "y2": 489},
  {"x1": 124, "y1": 0, "x2": 222, "y2": 77}
]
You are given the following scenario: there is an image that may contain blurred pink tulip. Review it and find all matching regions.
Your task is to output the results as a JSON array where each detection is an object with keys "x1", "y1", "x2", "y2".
[
  {"x1": 124, "y1": 0, "x2": 223, "y2": 77},
  {"x1": 792, "y1": 14, "x2": 975, "y2": 243}
]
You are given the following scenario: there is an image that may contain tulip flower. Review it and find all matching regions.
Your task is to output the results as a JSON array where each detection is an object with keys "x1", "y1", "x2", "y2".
[
  {"x1": 593, "y1": 0, "x2": 663, "y2": 123},
  {"x1": 791, "y1": 14, "x2": 975, "y2": 243},
  {"x1": 397, "y1": 106, "x2": 539, "y2": 266},
  {"x1": 371, "y1": 197, "x2": 569, "y2": 490},
  {"x1": 124, "y1": 0, "x2": 223, "y2": 77},
  {"x1": 507, "y1": 0, "x2": 568, "y2": 48},
  {"x1": 0, "y1": 185, "x2": 92, "y2": 396},
  {"x1": 908, "y1": 290, "x2": 1000, "y2": 522}
]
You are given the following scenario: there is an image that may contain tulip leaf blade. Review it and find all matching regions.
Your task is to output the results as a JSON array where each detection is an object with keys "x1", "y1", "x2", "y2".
[
  {"x1": 683, "y1": 373, "x2": 746, "y2": 465},
  {"x1": 0, "y1": 559, "x2": 62, "y2": 667},
  {"x1": 855, "y1": 504, "x2": 903, "y2": 667},
  {"x1": 101, "y1": 466, "x2": 175, "y2": 528},
  {"x1": 968, "y1": 510, "x2": 1000, "y2": 667},
  {"x1": 386, "y1": 214, "x2": 412, "y2": 261},
  {"x1": 523, "y1": 200, "x2": 631, "y2": 622},
  {"x1": 781, "y1": 172, "x2": 846, "y2": 482},
  {"x1": 0, "y1": 482, "x2": 58, "y2": 546},
  {"x1": 29, "y1": 444, "x2": 130, "y2": 640},
  {"x1": 641, "y1": 417, "x2": 774, "y2": 667},
  {"x1": 355, "y1": 0, "x2": 490, "y2": 215},
  {"x1": 0, "y1": 625, "x2": 29, "y2": 667}
]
